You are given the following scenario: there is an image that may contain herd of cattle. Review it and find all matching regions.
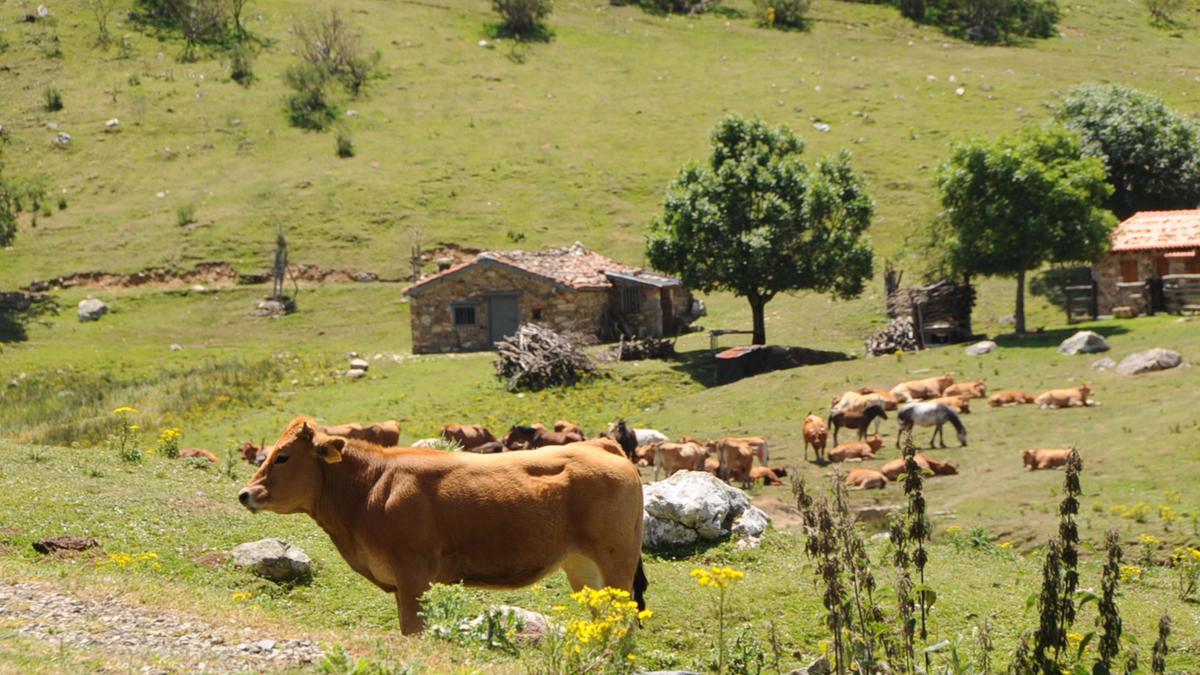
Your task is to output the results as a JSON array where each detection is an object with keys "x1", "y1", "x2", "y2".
[{"x1": 224, "y1": 373, "x2": 1094, "y2": 494}]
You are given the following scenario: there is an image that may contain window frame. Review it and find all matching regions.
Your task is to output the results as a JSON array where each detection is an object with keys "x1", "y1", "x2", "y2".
[
  {"x1": 1119, "y1": 260, "x2": 1139, "y2": 283},
  {"x1": 451, "y1": 302, "x2": 478, "y2": 328},
  {"x1": 621, "y1": 286, "x2": 642, "y2": 313}
]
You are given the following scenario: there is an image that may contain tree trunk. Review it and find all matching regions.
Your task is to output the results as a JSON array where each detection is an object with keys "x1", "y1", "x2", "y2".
[
  {"x1": 1015, "y1": 268, "x2": 1027, "y2": 336},
  {"x1": 749, "y1": 296, "x2": 767, "y2": 345}
]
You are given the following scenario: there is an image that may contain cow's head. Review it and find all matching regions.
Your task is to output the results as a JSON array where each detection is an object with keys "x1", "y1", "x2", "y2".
[
  {"x1": 238, "y1": 417, "x2": 344, "y2": 515},
  {"x1": 503, "y1": 425, "x2": 538, "y2": 450},
  {"x1": 1022, "y1": 450, "x2": 1035, "y2": 469}
]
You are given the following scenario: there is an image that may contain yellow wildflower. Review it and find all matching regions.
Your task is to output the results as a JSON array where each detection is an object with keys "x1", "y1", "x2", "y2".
[
  {"x1": 1120, "y1": 565, "x2": 1143, "y2": 583},
  {"x1": 1140, "y1": 534, "x2": 1159, "y2": 545},
  {"x1": 998, "y1": 542, "x2": 1013, "y2": 550},
  {"x1": 113, "y1": 407, "x2": 138, "y2": 415},
  {"x1": 946, "y1": 525, "x2": 963, "y2": 535},
  {"x1": 690, "y1": 566, "x2": 745, "y2": 589},
  {"x1": 231, "y1": 592, "x2": 252, "y2": 602}
]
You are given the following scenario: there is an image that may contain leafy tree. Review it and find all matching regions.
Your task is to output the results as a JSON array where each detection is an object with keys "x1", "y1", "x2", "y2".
[
  {"x1": 935, "y1": 126, "x2": 1114, "y2": 335},
  {"x1": 1057, "y1": 84, "x2": 1200, "y2": 220},
  {"x1": 492, "y1": 0, "x2": 552, "y2": 37},
  {"x1": 646, "y1": 115, "x2": 874, "y2": 345},
  {"x1": 0, "y1": 154, "x2": 47, "y2": 248}
]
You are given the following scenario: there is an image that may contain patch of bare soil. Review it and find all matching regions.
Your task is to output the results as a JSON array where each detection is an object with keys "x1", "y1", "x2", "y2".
[
  {"x1": 752, "y1": 495, "x2": 806, "y2": 532},
  {"x1": 0, "y1": 581, "x2": 324, "y2": 672},
  {"x1": 24, "y1": 262, "x2": 402, "y2": 293}
]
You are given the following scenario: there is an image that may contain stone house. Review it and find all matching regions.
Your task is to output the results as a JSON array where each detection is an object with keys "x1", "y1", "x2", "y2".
[
  {"x1": 404, "y1": 243, "x2": 696, "y2": 354},
  {"x1": 1093, "y1": 209, "x2": 1200, "y2": 315}
]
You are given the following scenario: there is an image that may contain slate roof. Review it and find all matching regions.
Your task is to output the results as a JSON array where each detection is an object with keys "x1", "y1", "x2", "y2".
[
  {"x1": 404, "y1": 242, "x2": 680, "y2": 295},
  {"x1": 1110, "y1": 210, "x2": 1200, "y2": 252}
]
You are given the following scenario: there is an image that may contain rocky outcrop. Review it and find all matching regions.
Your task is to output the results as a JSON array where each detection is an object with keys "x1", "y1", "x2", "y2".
[{"x1": 642, "y1": 472, "x2": 770, "y2": 550}]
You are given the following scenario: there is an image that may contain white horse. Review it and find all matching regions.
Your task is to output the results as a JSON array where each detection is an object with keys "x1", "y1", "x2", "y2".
[
  {"x1": 634, "y1": 428, "x2": 669, "y2": 446},
  {"x1": 897, "y1": 402, "x2": 968, "y2": 449}
]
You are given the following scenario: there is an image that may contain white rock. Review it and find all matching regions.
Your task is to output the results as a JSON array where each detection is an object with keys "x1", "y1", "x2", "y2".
[
  {"x1": 965, "y1": 340, "x2": 997, "y2": 356},
  {"x1": 169, "y1": 343, "x2": 183, "y2": 351},
  {"x1": 1114, "y1": 348, "x2": 1183, "y2": 375},
  {"x1": 77, "y1": 298, "x2": 108, "y2": 321},
  {"x1": 53, "y1": 132, "x2": 72, "y2": 147},
  {"x1": 105, "y1": 118, "x2": 119, "y2": 130},
  {"x1": 642, "y1": 471, "x2": 769, "y2": 549},
  {"x1": 37, "y1": 5, "x2": 50, "y2": 17},
  {"x1": 1091, "y1": 357, "x2": 1116, "y2": 371},
  {"x1": 955, "y1": 86, "x2": 966, "y2": 96},
  {"x1": 345, "y1": 368, "x2": 367, "y2": 379},
  {"x1": 462, "y1": 606, "x2": 554, "y2": 643},
  {"x1": 230, "y1": 538, "x2": 311, "y2": 582},
  {"x1": 1058, "y1": 330, "x2": 1110, "y2": 355},
  {"x1": 349, "y1": 358, "x2": 370, "y2": 371},
  {"x1": 813, "y1": 122, "x2": 831, "y2": 133}
]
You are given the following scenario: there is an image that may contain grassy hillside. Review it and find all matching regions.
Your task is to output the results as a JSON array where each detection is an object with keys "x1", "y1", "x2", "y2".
[{"x1": 2, "y1": 0, "x2": 1199, "y2": 286}]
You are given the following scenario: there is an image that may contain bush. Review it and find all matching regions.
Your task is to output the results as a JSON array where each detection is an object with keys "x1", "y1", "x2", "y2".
[
  {"x1": 753, "y1": 0, "x2": 811, "y2": 28},
  {"x1": 898, "y1": 0, "x2": 1059, "y2": 42},
  {"x1": 229, "y1": 44, "x2": 254, "y2": 86},
  {"x1": 1142, "y1": 0, "x2": 1187, "y2": 24},
  {"x1": 44, "y1": 86, "x2": 63, "y2": 112},
  {"x1": 294, "y1": 11, "x2": 374, "y2": 96},
  {"x1": 335, "y1": 130, "x2": 354, "y2": 158},
  {"x1": 635, "y1": 0, "x2": 715, "y2": 13},
  {"x1": 283, "y1": 63, "x2": 337, "y2": 131},
  {"x1": 175, "y1": 203, "x2": 197, "y2": 227},
  {"x1": 492, "y1": 0, "x2": 553, "y2": 35}
]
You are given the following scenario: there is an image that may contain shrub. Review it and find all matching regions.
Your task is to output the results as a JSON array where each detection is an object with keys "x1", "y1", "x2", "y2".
[
  {"x1": 539, "y1": 586, "x2": 649, "y2": 674},
  {"x1": 335, "y1": 129, "x2": 354, "y2": 158},
  {"x1": 175, "y1": 203, "x2": 197, "y2": 227},
  {"x1": 898, "y1": 0, "x2": 1059, "y2": 43},
  {"x1": 492, "y1": 0, "x2": 553, "y2": 36},
  {"x1": 753, "y1": 0, "x2": 811, "y2": 28},
  {"x1": 44, "y1": 86, "x2": 63, "y2": 111},
  {"x1": 294, "y1": 10, "x2": 374, "y2": 96},
  {"x1": 1142, "y1": 0, "x2": 1186, "y2": 24},
  {"x1": 229, "y1": 44, "x2": 254, "y2": 86},
  {"x1": 283, "y1": 63, "x2": 337, "y2": 131}
]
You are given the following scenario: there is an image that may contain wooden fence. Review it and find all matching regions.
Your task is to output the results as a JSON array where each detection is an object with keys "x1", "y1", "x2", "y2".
[{"x1": 1163, "y1": 274, "x2": 1200, "y2": 314}]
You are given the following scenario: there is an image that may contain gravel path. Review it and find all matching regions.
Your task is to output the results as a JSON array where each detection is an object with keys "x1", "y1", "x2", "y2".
[{"x1": 0, "y1": 581, "x2": 325, "y2": 672}]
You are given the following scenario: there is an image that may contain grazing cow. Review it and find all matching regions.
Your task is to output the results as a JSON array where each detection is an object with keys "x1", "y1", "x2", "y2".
[
  {"x1": 503, "y1": 425, "x2": 585, "y2": 451},
  {"x1": 602, "y1": 420, "x2": 639, "y2": 462},
  {"x1": 828, "y1": 435, "x2": 883, "y2": 463},
  {"x1": 829, "y1": 404, "x2": 888, "y2": 446},
  {"x1": 180, "y1": 448, "x2": 219, "y2": 463},
  {"x1": 749, "y1": 466, "x2": 788, "y2": 486},
  {"x1": 322, "y1": 420, "x2": 402, "y2": 448},
  {"x1": 554, "y1": 421, "x2": 585, "y2": 438},
  {"x1": 844, "y1": 469, "x2": 887, "y2": 490},
  {"x1": 1035, "y1": 384, "x2": 1096, "y2": 409},
  {"x1": 930, "y1": 396, "x2": 971, "y2": 414},
  {"x1": 239, "y1": 418, "x2": 647, "y2": 635},
  {"x1": 707, "y1": 437, "x2": 769, "y2": 487},
  {"x1": 239, "y1": 441, "x2": 270, "y2": 466},
  {"x1": 943, "y1": 379, "x2": 987, "y2": 400},
  {"x1": 897, "y1": 402, "x2": 968, "y2": 449},
  {"x1": 634, "y1": 428, "x2": 669, "y2": 446},
  {"x1": 1023, "y1": 448, "x2": 1075, "y2": 470},
  {"x1": 652, "y1": 442, "x2": 709, "y2": 480},
  {"x1": 880, "y1": 454, "x2": 958, "y2": 481},
  {"x1": 858, "y1": 387, "x2": 899, "y2": 411},
  {"x1": 891, "y1": 373, "x2": 955, "y2": 403},
  {"x1": 802, "y1": 413, "x2": 829, "y2": 463},
  {"x1": 440, "y1": 424, "x2": 498, "y2": 452},
  {"x1": 988, "y1": 390, "x2": 1037, "y2": 407},
  {"x1": 575, "y1": 438, "x2": 627, "y2": 458}
]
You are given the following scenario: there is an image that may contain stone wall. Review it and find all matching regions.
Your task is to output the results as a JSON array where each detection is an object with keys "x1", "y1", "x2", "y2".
[
  {"x1": 1095, "y1": 250, "x2": 1200, "y2": 315},
  {"x1": 409, "y1": 265, "x2": 608, "y2": 354}
]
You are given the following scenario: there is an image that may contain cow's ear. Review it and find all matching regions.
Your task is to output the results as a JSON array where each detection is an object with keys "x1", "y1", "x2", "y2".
[
  {"x1": 298, "y1": 421, "x2": 315, "y2": 441},
  {"x1": 316, "y1": 436, "x2": 345, "y2": 463}
]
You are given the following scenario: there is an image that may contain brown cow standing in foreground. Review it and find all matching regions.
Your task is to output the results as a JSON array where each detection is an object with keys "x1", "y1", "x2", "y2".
[
  {"x1": 1035, "y1": 384, "x2": 1096, "y2": 409},
  {"x1": 440, "y1": 424, "x2": 498, "y2": 451},
  {"x1": 322, "y1": 420, "x2": 402, "y2": 448},
  {"x1": 1023, "y1": 448, "x2": 1076, "y2": 470},
  {"x1": 239, "y1": 418, "x2": 647, "y2": 635},
  {"x1": 988, "y1": 390, "x2": 1037, "y2": 407},
  {"x1": 802, "y1": 413, "x2": 828, "y2": 463}
]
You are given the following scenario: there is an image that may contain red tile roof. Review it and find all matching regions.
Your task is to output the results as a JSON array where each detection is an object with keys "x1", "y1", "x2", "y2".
[
  {"x1": 1110, "y1": 209, "x2": 1200, "y2": 252},
  {"x1": 404, "y1": 243, "x2": 679, "y2": 294}
]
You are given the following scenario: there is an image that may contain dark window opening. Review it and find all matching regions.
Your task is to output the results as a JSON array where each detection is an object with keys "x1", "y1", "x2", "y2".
[
  {"x1": 453, "y1": 305, "x2": 476, "y2": 327},
  {"x1": 532, "y1": 307, "x2": 544, "y2": 321},
  {"x1": 1120, "y1": 260, "x2": 1139, "y2": 283},
  {"x1": 1186, "y1": 258, "x2": 1200, "y2": 274},
  {"x1": 621, "y1": 286, "x2": 641, "y2": 313}
]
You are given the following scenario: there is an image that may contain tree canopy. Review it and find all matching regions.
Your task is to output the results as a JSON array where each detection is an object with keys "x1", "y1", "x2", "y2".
[
  {"x1": 1057, "y1": 84, "x2": 1200, "y2": 220},
  {"x1": 935, "y1": 125, "x2": 1114, "y2": 334},
  {"x1": 646, "y1": 115, "x2": 874, "y2": 345}
]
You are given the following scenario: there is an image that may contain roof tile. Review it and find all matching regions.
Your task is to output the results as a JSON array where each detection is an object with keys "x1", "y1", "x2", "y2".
[{"x1": 1110, "y1": 209, "x2": 1200, "y2": 252}]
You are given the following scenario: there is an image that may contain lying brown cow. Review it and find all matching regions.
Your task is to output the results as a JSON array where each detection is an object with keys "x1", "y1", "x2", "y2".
[
  {"x1": 322, "y1": 420, "x2": 402, "y2": 448},
  {"x1": 554, "y1": 420, "x2": 585, "y2": 438},
  {"x1": 844, "y1": 469, "x2": 887, "y2": 490},
  {"x1": 239, "y1": 441, "x2": 270, "y2": 466},
  {"x1": 988, "y1": 390, "x2": 1036, "y2": 407},
  {"x1": 440, "y1": 424, "x2": 498, "y2": 451},
  {"x1": 1035, "y1": 385, "x2": 1096, "y2": 409},
  {"x1": 1023, "y1": 448, "x2": 1076, "y2": 470},
  {"x1": 891, "y1": 373, "x2": 955, "y2": 403},
  {"x1": 180, "y1": 448, "x2": 219, "y2": 463},
  {"x1": 859, "y1": 387, "x2": 899, "y2": 411},
  {"x1": 828, "y1": 435, "x2": 883, "y2": 463},
  {"x1": 749, "y1": 466, "x2": 789, "y2": 486},
  {"x1": 503, "y1": 425, "x2": 584, "y2": 450},
  {"x1": 652, "y1": 442, "x2": 709, "y2": 480},
  {"x1": 879, "y1": 454, "x2": 958, "y2": 481},
  {"x1": 930, "y1": 395, "x2": 971, "y2": 414},
  {"x1": 239, "y1": 418, "x2": 647, "y2": 635},
  {"x1": 943, "y1": 379, "x2": 987, "y2": 400},
  {"x1": 803, "y1": 413, "x2": 828, "y2": 463}
]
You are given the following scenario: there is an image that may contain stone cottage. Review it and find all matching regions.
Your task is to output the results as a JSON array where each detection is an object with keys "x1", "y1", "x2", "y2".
[
  {"x1": 1094, "y1": 209, "x2": 1200, "y2": 315},
  {"x1": 404, "y1": 243, "x2": 697, "y2": 354}
]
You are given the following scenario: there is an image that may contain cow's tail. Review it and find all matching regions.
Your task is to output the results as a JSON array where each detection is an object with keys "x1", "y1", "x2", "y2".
[{"x1": 633, "y1": 556, "x2": 649, "y2": 612}]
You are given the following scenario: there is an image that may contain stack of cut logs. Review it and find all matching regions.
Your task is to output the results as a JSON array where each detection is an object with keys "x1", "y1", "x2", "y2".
[
  {"x1": 495, "y1": 324, "x2": 597, "y2": 391},
  {"x1": 864, "y1": 316, "x2": 919, "y2": 356},
  {"x1": 617, "y1": 335, "x2": 675, "y2": 361}
]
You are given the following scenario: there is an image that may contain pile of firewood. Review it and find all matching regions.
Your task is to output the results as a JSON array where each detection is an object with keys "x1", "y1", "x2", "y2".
[
  {"x1": 864, "y1": 316, "x2": 918, "y2": 356},
  {"x1": 616, "y1": 335, "x2": 676, "y2": 361},
  {"x1": 495, "y1": 324, "x2": 597, "y2": 391}
]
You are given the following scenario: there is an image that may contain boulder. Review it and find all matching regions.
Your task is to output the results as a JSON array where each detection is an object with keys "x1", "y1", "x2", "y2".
[
  {"x1": 1091, "y1": 357, "x2": 1116, "y2": 371},
  {"x1": 463, "y1": 606, "x2": 553, "y2": 644},
  {"x1": 104, "y1": 118, "x2": 119, "y2": 130},
  {"x1": 965, "y1": 340, "x2": 997, "y2": 356},
  {"x1": 349, "y1": 358, "x2": 370, "y2": 371},
  {"x1": 1115, "y1": 349, "x2": 1183, "y2": 376},
  {"x1": 53, "y1": 131, "x2": 71, "y2": 147},
  {"x1": 230, "y1": 538, "x2": 311, "y2": 582},
  {"x1": 642, "y1": 471, "x2": 770, "y2": 549},
  {"x1": 77, "y1": 298, "x2": 108, "y2": 321},
  {"x1": 345, "y1": 368, "x2": 367, "y2": 380},
  {"x1": 790, "y1": 656, "x2": 832, "y2": 675},
  {"x1": 1057, "y1": 331, "x2": 1109, "y2": 356}
]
